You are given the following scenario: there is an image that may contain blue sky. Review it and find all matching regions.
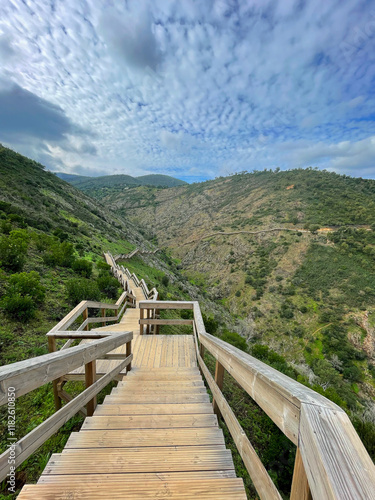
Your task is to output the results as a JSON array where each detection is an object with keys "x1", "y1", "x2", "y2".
[{"x1": 0, "y1": 0, "x2": 374, "y2": 181}]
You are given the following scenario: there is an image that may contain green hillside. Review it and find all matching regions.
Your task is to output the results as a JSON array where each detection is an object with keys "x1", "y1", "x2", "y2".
[
  {"x1": 98, "y1": 168, "x2": 375, "y2": 456},
  {"x1": 1, "y1": 153, "x2": 375, "y2": 498},
  {"x1": 56, "y1": 172, "x2": 187, "y2": 200},
  {"x1": 136, "y1": 174, "x2": 188, "y2": 187}
]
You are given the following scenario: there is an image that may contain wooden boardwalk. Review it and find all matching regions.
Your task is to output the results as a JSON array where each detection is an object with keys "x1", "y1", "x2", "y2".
[{"x1": 18, "y1": 274, "x2": 246, "y2": 499}]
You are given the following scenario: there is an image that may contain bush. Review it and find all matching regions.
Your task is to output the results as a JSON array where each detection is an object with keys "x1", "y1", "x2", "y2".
[
  {"x1": 96, "y1": 274, "x2": 120, "y2": 299},
  {"x1": 0, "y1": 229, "x2": 29, "y2": 271},
  {"x1": 66, "y1": 278, "x2": 101, "y2": 305},
  {"x1": 43, "y1": 241, "x2": 75, "y2": 267},
  {"x1": 72, "y1": 259, "x2": 93, "y2": 278},
  {"x1": 202, "y1": 313, "x2": 219, "y2": 335},
  {"x1": 221, "y1": 330, "x2": 248, "y2": 352},
  {"x1": 7, "y1": 271, "x2": 45, "y2": 304},
  {"x1": 1, "y1": 271, "x2": 45, "y2": 321},
  {"x1": 1, "y1": 294, "x2": 36, "y2": 321},
  {"x1": 161, "y1": 275, "x2": 170, "y2": 287}
]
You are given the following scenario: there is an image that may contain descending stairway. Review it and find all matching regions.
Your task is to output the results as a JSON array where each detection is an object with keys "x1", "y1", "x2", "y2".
[
  {"x1": 18, "y1": 367, "x2": 246, "y2": 499},
  {"x1": 17, "y1": 263, "x2": 247, "y2": 499}
]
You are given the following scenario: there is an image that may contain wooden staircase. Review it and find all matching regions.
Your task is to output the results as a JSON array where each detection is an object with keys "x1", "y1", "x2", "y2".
[
  {"x1": 18, "y1": 369, "x2": 247, "y2": 498},
  {"x1": 2, "y1": 251, "x2": 375, "y2": 500}
]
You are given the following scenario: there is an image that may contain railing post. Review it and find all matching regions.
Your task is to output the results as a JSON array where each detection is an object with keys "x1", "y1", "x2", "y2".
[
  {"x1": 140, "y1": 307, "x2": 144, "y2": 335},
  {"x1": 290, "y1": 448, "x2": 312, "y2": 500},
  {"x1": 213, "y1": 360, "x2": 225, "y2": 418},
  {"x1": 156, "y1": 309, "x2": 160, "y2": 335},
  {"x1": 48, "y1": 336, "x2": 61, "y2": 412},
  {"x1": 83, "y1": 307, "x2": 89, "y2": 331},
  {"x1": 126, "y1": 340, "x2": 132, "y2": 373},
  {"x1": 101, "y1": 308, "x2": 106, "y2": 326},
  {"x1": 199, "y1": 342, "x2": 205, "y2": 360},
  {"x1": 146, "y1": 309, "x2": 151, "y2": 335},
  {"x1": 85, "y1": 360, "x2": 96, "y2": 416}
]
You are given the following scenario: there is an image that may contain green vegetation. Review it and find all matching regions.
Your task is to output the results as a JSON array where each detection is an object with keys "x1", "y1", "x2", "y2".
[{"x1": 57, "y1": 172, "x2": 187, "y2": 200}]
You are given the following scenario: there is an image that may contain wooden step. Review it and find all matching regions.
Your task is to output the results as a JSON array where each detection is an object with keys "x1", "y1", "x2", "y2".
[
  {"x1": 38, "y1": 470, "x2": 237, "y2": 483},
  {"x1": 94, "y1": 403, "x2": 214, "y2": 415},
  {"x1": 112, "y1": 387, "x2": 207, "y2": 394},
  {"x1": 126, "y1": 372, "x2": 202, "y2": 383},
  {"x1": 81, "y1": 414, "x2": 218, "y2": 430},
  {"x1": 19, "y1": 478, "x2": 247, "y2": 499},
  {"x1": 65, "y1": 428, "x2": 225, "y2": 448},
  {"x1": 117, "y1": 381, "x2": 206, "y2": 389},
  {"x1": 104, "y1": 394, "x2": 210, "y2": 404},
  {"x1": 42, "y1": 448, "x2": 235, "y2": 474}
]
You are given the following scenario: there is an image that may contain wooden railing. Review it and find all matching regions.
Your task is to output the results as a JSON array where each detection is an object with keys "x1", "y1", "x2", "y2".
[
  {"x1": 0, "y1": 331, "x2": 133, "y2": 483},
  {"x1": 113, "y1": 248, "x2": 160, "y2": 260},
  {"x1": 139, "y1": 300, "x2": 375, "y2": 500}
]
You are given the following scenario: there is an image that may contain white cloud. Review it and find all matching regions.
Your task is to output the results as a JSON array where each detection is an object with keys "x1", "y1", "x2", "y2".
[{"x1": 0, "y1": 0, "x2": 374, "y2": 180}]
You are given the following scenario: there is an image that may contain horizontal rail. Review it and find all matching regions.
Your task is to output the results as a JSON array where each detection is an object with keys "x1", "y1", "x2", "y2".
[
  {"x1": 0, "y1": 331, "x2": 133, "y2": 405},
  {"x1": 0, "y1": 353, "x2": 132, "y2": 482},
  {"x1": 46, "y1": 332, "x2": 115, "y2": 339},
  {"x1": 191, "y1": 301, "x2": 375, "y2": 500},
  {"x1": 140, "y1": 319, "x2": 194, "y2": 326},
  {"x1": 140, "y1": 300, "x2": 194, "y2": 309}
]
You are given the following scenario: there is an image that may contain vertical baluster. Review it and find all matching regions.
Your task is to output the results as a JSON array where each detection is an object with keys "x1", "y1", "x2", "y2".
[
  {"x1": 290, "y1": 448, "x2": 312, "y2": 500},
  {"x1": 48, "y1": 336, "x2": 61, "y2": 411},
  {"x1": 213, "y1": 360, "x2": 225, "y2": 418},
  {"x1": 85, "y1": 360, "x2": 97, "y2": 416}
]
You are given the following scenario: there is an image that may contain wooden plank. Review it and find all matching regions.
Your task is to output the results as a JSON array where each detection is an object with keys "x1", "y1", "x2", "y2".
[
  {"x1": 47, "y1": 336, "x2": 61, "y2": 412},
  {"x1": 65, "y1": 428, "x2": 225, "y2": 448},
  {"x1": 113, "y1": 386, "x2": 207, "y2": 394},
  {"x1": 39, "y1": 448, "x2": 235, "y2": 474},
  {"x1": 139, "y1": 301, "x2": 194, "y2": 309},
  {"x1": 140, "y1": 319, "x2": 194, "y2": 325},
  {"x1": 0, "y1": 354, "x2": 132, "y2": 482},
  {"x1": 38, "y1": 470, "x2": 236, "y2": 483},
  {"x1": 118, "y1": 380, "x2": 205, "y2": 389},
  {"x1": 19, "y1": 478, "x2": 247, "y2": 499},
  {"x1": 94, "y1": 403, "x2": 215, "y2": 415},
  {"x1": 104, "y1": 394, "x2": 210, "y2": 404},
  {"x1": 81, "y1": 414, "x2": 218, "y2": 430},
  {"x1": 299, "y1": 403, "x2": 375, "y2": 500},
  {"x1": 47, "y1": 332, "x2": 114, "y2": 339},
  {"x1": 85, "y1": 361, "x2": 96, "y2": 416},
  {"x1": 213, "y1": 361, "x2": 225, "y2": 418},
  {"x1": 290, "y1": 448, "x2": 312, "y2": 500},
  {"x1": 154, "y1": 337, "x2": 163, "y2": 367},
  {"x1": 0, "y1": 331, "x2": 133, "y2": 405},
  {"x1": 198, "y1": 352, "x2": 283, "y2": 500}
]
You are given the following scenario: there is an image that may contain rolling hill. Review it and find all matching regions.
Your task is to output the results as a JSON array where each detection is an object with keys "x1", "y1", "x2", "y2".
[
  {"x1": 55, "y1": 172, "x2": 187, "y2": 199},
  {"x1": 94, "y1": 169, "x2": 375, "y2": 432}
]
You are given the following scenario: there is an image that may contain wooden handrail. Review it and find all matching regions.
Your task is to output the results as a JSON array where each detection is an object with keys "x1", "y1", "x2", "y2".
[
  {"x1": 0, "y1": 331, "x2": 132, "y2": 404},
  {"x1": 138, "y1": 298, "x2": 375, "y2": 500},
  {"x1": 0, "y1": 349, "x2": 132, "y2": 482}
]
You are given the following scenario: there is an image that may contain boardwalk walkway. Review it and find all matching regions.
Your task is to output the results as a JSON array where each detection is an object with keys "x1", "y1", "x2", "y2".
[{"x1": 18, "y1": 269, "x2": 246, "y2": 499}]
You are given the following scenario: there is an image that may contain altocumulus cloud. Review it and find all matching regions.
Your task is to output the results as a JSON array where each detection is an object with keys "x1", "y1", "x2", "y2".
[{"x1": 0, "y1": 0, "x2": 374, "y2": 179}]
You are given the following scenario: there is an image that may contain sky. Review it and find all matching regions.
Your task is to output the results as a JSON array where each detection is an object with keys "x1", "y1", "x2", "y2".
[{"x1": 0, "y1": 0, "x2": 374, "y2": 182}]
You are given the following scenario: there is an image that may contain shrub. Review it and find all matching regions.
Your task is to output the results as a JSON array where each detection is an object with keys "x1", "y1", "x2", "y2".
[
  {"x1": 66, "y1": 278, "x2": 101, "y2": 305},
  {"x1": 96, "y1": 274, "x2": 120, "y2": 299},
  {"x1": 235, "y1": 290, "x2": 241, "y2": 297},
  {"x1": 7, "y1": 271, "x2": 45, "y2": 304},
  {"x1": 43, "y1": 241, "x2": 75, "y2": 267},
  {"x1": 161, "y1": 275, "x2": 170, "y2": 287},
  {"x1": 0, "y1": 229, "x2": 29, "y2": 271},
  {"x1": 1, "y1": 271, "x2": 45, "y2": 321},
  {"x1": 1, "y1": 294, "x2": 36, "y2": 321},
  {"x1": 221, "y1": 330, "x2": 248, "y2": 352},
  {"x1": 72, "y1": 259, "x2": 93, "y2": 278}
]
